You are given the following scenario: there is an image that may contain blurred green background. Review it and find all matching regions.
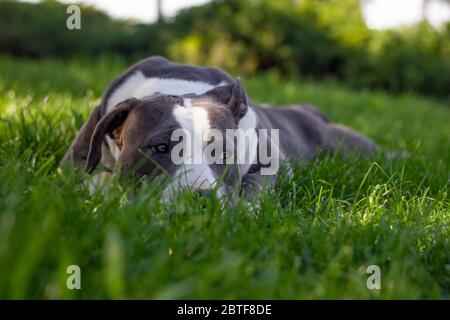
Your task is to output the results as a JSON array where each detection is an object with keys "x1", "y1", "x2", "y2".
[{"x1": 0, "y1": 0, "x2": 449, "y2": 103}]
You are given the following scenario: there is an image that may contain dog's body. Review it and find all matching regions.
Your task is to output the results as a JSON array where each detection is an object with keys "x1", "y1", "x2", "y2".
[{"x1": 62, "y1": 56, "x2": 376, "y2": 199}]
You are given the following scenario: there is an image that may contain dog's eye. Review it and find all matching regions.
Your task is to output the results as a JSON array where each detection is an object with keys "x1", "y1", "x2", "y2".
[{"x1": 151, "y1": 143, "x2": 169, "y2": 153}]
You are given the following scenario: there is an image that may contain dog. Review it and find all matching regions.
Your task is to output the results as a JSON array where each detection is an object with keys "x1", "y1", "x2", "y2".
[{"x1": 61, "y1": 56, "x2": 376, "y2": 200}]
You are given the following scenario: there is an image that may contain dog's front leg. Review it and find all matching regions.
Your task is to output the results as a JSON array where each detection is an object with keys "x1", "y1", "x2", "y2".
[
  {"x1": 241, "y1": 170, "x2": 278, "y2": 200},
  {"x1": 240, "y1": 171, "x2": 278, "y2": 215},
  {"x1": 241, "y1": 171, "x2": 262, "y2": 200}
]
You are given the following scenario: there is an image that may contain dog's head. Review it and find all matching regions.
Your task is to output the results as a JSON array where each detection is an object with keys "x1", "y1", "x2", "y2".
[{"x1": 85, "y1": 80, "x2": 251, "y2": 198}]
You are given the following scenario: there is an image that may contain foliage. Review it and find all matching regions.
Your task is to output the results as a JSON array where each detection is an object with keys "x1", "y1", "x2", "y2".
[
  {"x1": 0, "y1": 0, "x2": 449, "y2": 101},
  {"x1": 0, "y1": 56, "x2": 449, "y2": 298},
  {"x1": 0, "y1": 0, "x2": 163, "y2": 58},
  {"x1": 365, "y1": 24, "x2": 450, "y2": 100},
  {"x1": 165, "y1": 0, "x2": 450, "y2": 101}
]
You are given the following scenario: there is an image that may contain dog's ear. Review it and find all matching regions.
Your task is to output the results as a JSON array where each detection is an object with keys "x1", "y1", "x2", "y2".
[
  {"x1": 204, "y1": 79, "x2": 248, "y2": 123},
  {"x1": 85, "y1": 98, "x2": 139, "y2": 174},
  {"x1": 60, "y1": 105, "x2": 103, "y2": 170}
]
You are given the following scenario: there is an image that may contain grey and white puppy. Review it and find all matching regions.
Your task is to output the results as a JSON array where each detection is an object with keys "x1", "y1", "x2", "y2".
[{"x1": 61, "y1": 56, "x2": 376, "y2": 199}]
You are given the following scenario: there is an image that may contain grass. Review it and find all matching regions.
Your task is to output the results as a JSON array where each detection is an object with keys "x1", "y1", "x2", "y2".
[{"x1": 0, "y1": 55, "x2": 448, "y2": 299}]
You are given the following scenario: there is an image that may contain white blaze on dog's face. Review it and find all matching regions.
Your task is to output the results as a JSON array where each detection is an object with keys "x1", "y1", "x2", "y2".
[
  {"x1": 85, "y1": 80, "x2": 254, "y2": 199},
  {"x1": 167, "y1": 98, "x2": 221, "y2": 195}
]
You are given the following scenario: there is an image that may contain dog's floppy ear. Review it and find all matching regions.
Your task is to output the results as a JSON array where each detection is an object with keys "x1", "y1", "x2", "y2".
[
  {"x1": 85, "y1": 98, "x2": 139, "y2": 174},
  {"x1": 204, "y1": 79, "x2": 248, "y2": 123},
  {"x1": 60, "y1": 105, "x2": 103, "y2": 170}
]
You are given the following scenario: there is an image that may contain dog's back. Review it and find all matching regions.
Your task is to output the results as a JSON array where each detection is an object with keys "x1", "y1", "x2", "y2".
[{"x1": 255, "y1": 104, "x2": 376, "y2": 160}]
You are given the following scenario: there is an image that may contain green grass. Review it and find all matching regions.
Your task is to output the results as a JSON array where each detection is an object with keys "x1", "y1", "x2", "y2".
[{"x1": 0, "y1": 56, "x2": 448, "y2": 299}]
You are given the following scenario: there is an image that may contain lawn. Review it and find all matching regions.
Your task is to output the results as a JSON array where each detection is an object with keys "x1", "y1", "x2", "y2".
[{"x1": 0, "y1": 56, "x2": 448, "y2": 299}]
